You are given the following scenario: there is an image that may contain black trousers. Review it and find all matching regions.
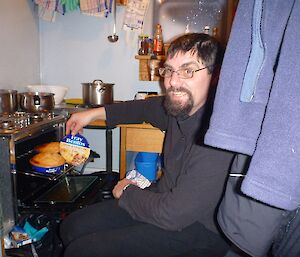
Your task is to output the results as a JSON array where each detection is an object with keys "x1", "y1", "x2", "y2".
[{"x1": 59, "y1": 199, "x2": 229, "y2": 257}]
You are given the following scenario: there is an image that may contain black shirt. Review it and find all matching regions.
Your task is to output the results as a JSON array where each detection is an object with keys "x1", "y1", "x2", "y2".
[{"x1": 105, "y1": 96, "x2": 234, "y2": 233}]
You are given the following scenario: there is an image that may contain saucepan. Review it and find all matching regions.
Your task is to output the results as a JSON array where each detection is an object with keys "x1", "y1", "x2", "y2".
[
  {"x1": 0, "y1": 89, "x2": 18, "y2": 114},
  {"x1": 19, "y1": 92, "x2": 55, "y2": 113}
]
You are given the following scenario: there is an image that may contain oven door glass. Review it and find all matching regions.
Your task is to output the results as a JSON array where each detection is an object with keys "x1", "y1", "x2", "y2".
[{"x1": 34, "y1": 176, "x2": 98, "y2": 203}]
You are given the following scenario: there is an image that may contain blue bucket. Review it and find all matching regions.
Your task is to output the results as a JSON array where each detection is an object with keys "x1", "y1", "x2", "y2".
[{"x1": 135, "y1": 152, "x2": 159, "y2": 182}]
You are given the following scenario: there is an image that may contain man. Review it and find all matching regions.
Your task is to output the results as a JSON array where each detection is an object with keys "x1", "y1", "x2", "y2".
[{"x1": 60, "y1": 33, "x2": 234, "y2": 257}]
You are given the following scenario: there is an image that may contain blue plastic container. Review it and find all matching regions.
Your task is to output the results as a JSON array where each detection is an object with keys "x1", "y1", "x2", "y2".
[{"x1": 135, "y1": 152, "x2": 159, "y2": 182}]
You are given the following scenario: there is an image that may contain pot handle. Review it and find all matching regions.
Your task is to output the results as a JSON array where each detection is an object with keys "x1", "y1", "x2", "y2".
[
  {"x1": 92, "y1": 79, "x2": 104, "y2": 85},
  {"x1": 33, "y1": 95, "x2": 40, "y2": 105}
]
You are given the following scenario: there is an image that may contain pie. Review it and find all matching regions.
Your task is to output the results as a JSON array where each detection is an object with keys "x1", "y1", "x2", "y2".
[
  {"x1": 35, "y1": 142, "x2": 60, "y2": 153},
  {"x1": 30, "y1": 152, "x2": 65, "y2": 168}
]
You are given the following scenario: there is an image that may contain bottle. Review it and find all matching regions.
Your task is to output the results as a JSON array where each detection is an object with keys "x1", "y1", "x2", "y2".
[
  {"x1": 153, "y1": 24, "x2": 164, "y2": 56},
  {"x1": 138, "y1": 35, "x2": 144, "y2": 55},
  {"x1": 149, "y1": 55, "x2": 160, "y2": 81},
  {"x1": 138, "y1": 35, "x2": 148, "y2": 55},
  {"x1": 213, "y1": 27, "x2": 218, "y2": 38},
  {"x1": 143, "y1": 36, "x2": 149, "y2": 55},
  {"x1": 147, "y1": 38, "x2": 153, "y2": 55}
]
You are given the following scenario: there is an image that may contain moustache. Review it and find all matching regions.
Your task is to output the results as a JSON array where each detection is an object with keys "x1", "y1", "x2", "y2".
[{"x1": 166, "y1": 86, "x2": 191, "y2": 95}]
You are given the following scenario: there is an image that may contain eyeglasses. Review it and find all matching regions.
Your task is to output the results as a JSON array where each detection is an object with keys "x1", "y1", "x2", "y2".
[{"x1": 158, "y1": 66, "x2": 209, "y2": 79}]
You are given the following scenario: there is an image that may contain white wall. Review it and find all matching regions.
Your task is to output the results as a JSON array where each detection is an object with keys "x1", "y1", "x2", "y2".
[
  {"x1": 39, "y1": 4, "x2": 160, "y2": 100},
  {"x1": 39, "y1": 6, "x2": 161, "y2": 172},
  {"x1": 0, "y1": 0, "x2": 40, "y2": 90}
]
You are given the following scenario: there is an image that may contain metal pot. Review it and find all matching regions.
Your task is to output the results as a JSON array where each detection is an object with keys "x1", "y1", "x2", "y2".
[
  {"x1": 82, "y1": 80, "x2": 114, "y2": 106},
  {"x1": 19, "y1": 92, "x2": 55, "y2": 113},
  {"x1": 0, "y1": 89, "x2": 18, "y2": 114}
]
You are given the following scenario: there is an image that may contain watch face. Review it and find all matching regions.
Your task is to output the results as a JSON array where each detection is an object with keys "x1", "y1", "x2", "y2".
[{"x1": 60, "y1": 133, "x2": 90, "y2": 166}]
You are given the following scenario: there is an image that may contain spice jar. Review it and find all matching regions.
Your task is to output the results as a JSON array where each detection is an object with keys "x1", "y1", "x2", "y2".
[{"x1": 138, "y1": 35, "x2": 149, "y2": 55}]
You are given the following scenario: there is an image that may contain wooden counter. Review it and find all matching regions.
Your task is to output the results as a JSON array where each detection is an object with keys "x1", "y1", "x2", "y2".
[{"x1": 87, "y1": 119, "x2": 106, "y2": 127}]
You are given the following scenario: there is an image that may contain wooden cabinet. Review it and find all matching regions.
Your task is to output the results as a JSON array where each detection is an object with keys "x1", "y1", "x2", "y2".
[{"x1": 118, "y1": 123, "x2": 165, "y2": 179}]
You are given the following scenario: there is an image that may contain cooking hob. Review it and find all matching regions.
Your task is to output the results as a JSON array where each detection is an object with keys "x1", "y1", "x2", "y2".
[{"x1": 0, "y1": 112, "x2": 65, "y2": 136}]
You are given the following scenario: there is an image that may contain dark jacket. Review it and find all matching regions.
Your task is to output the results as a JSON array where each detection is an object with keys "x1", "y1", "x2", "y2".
[{"x1": 105, "y1": 96, "x2": 234, "y2": 233}]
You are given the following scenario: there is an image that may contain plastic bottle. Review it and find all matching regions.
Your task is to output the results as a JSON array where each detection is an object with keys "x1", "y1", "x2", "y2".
[{"x1": 153, "y1": 24, "x2": 164, "y2": 56}]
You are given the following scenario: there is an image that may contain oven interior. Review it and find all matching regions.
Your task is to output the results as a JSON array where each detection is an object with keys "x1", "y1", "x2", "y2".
[{"x1": 14, "y1": 126, "x2": 105, "y2": 217}]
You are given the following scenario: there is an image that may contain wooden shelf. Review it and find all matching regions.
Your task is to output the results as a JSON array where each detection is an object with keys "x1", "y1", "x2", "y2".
[
  {"x1": 135, "y1": 55, "x2": 165, "y2": 81},
  {"x1": 134, "y1": 43, "x2": 170, "y2": 81},
  {"x1": 135, "y1": 55, "x2": 165, "y2": 60}
]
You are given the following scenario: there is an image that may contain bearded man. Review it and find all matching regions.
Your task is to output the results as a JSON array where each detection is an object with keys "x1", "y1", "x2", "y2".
[{"x1": 60, "y1": 33, "x2": 234, "y2": 257}]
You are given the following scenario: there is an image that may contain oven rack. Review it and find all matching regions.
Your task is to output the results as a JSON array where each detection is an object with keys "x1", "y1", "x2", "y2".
[
  {"x1": 17, "y1": 165, "x2": 73, "y2": 181},
  {"x1": 15, "y1": 149, "x2": 36, "y2": 160},
  {"x1": 15, "y1": 150, "x2": 74, "y2": 181}
]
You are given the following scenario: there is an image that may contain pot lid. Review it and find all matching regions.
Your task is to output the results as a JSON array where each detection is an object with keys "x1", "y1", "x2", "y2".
[{"x1": 81, "y1": 79, "x2": 114, "y2": 86}]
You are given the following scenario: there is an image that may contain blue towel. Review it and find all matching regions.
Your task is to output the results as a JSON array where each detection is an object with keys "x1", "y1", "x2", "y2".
[
  {"x1": 241, "y1": 0, "x2": 300, "y2": 210},
  {"x1": 204, "y1": 0, "x2": 295, "y2": 155}
]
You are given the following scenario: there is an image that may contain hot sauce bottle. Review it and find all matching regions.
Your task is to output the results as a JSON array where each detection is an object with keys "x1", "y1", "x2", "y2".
[{"x1": 153, "y1": 24, "x2": 164, "y2": 56}]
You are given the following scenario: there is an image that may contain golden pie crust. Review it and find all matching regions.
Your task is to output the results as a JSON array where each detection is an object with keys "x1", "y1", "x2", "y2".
[
  {"x1": 30, "y1": 152, "x2": 65, "y2": 168},
  {"x1": 35, "y1": 142, "x2": 60, "y2": 153}
]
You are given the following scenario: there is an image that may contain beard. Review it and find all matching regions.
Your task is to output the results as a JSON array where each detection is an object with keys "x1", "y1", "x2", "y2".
[{"x1": 164, "y1": 86, "x2": 194, "y2": 117}]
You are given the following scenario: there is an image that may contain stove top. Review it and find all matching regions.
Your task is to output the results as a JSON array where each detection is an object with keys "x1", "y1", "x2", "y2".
[{"x1": 0, "y1": 111, "x2": 65, "y2": 136}]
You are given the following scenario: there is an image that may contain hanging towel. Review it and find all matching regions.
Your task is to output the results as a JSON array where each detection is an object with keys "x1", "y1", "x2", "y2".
[
  {"x1": 34, "y1": 0, "x2": 64, "y2": 21},
  {"x1": 80, "y1": 0, "x2": 110, "y2": 17},
  {"x1": 122, "y1": 0, "x2": 150, "y2": 47},
  {"x1": 122, "y1": 0, "x2": 149, "y2": 32},
  {"x1": 61, "y1": 0, "x2": 80, "y2": 12},
  {"x1": 241, "y1": 0, "x2": 300, "y2": 210},
  {"x1": 204, "y1": 0, "x2": 295, "y2": 155}
]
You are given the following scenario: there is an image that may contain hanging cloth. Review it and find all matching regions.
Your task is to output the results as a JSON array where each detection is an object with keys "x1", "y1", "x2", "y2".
[
  {"x1": 122, "y1": 0, "x2": 150, "y2": 46},
  {"x1": 34, "y1": 0, "x2": 64, "y2": 22},
  {"x1": 61, "y1": 0, "x2": 80, "y2": 12},
  {"x1": 80, "y1": 0, "x2": 110, "y2": 17}
]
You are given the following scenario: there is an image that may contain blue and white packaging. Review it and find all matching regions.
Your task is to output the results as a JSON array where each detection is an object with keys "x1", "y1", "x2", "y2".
[{"x1": 60, "y1": 133, "x2": 90, "y2": 166}]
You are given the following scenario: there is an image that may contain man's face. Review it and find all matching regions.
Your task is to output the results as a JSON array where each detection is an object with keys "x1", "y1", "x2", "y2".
[{"x1": 163, "y1": 51, "x2": 212, "y2": 117}]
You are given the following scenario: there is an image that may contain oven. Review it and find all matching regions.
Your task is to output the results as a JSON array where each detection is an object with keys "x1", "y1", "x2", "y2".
[{"x1": 0, "y1": 112, "x2": 104, "y2": 235}]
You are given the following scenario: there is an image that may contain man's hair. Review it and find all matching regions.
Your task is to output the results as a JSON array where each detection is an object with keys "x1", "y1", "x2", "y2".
[{"x1": 167, "y1": 33, "x2": 221, "y2": 74}]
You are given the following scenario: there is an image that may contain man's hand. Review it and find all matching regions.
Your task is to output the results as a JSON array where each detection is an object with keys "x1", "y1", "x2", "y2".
[
  {"x1": 66, "y1": 107, "x2": 106, "y2": 136},
  {"x1": 112, "y1": 178, "x2": 135, "y2": 199}
]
